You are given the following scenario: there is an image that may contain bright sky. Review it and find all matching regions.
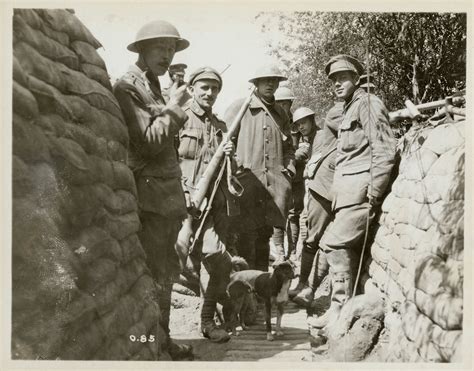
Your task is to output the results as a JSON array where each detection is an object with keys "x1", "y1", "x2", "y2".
[{"x1": 74, "y1": 3, "x2": 283, "y2": 116}]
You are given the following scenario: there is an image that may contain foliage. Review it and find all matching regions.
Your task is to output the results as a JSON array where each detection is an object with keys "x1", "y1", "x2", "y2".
[{"x1": 257, "y1": 12, "x2": 466, "y2": 122}]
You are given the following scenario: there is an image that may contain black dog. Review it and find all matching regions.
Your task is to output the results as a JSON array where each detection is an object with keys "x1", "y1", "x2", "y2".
[{"x1": 226, "y1": 260, "x2": 296, "y2": 340}]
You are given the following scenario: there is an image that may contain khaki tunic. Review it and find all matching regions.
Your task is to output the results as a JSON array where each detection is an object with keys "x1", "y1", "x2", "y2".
[
  {"x1": 224, "y1": 95, "x2": 295, "y2": 229},
  {"x1": 113, "y1": 65, "x2": 188, "y2": 219},
  {"x1": 332, "y1": 88, "x2": 396, "y2": 209}
]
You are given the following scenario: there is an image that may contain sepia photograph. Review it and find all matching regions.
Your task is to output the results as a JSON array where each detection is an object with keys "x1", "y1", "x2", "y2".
[{"x1": 3, "y1": 0, "x2": 471, "y2": 368}]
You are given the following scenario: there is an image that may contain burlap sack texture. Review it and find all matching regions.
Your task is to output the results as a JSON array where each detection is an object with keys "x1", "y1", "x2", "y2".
[
  {"x1": 365, "y1": 117, "x2": 464, "y2": 362},
  {"x1": 12, "y1": 9, "x2": 169, "y2": 360}
]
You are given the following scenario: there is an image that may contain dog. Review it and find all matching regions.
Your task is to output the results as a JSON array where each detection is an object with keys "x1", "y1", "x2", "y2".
[{"x1": 226, "y1": 260, "x2": 296, "y2": 341}]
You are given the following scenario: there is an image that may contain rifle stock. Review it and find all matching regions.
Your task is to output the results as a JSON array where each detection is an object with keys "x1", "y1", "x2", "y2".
[
  {"x1": 175, "y1": 86, "x2": 256, "y2": 267},
  {"x1": 389, "y1": 95, "x2": 465, "y2": 123}
]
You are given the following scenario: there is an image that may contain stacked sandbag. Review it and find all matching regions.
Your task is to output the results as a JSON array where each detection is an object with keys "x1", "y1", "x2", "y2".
[
  {"x1": 365, "y1": 116, "x2": 464, "y2": 362},
  {"x1": 12, "y1": 9, "x2": 168, "y2": 360}
]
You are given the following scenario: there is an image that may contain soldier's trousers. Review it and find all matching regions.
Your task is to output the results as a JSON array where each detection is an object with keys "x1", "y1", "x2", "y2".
[
  {"x1": 238, "y1": 226, "x2": 273, "y2": 271},
  {"x1": 138, "y1": 211, "x2": 182, "y2": 337},
  {"x1": 300, "y1": 190, "x2": 332, "y2": 288},
  {"x1": 320, "y1": 202, "x2": 375, "y2": 275},
  {"x1": 190, "y1": 210, "x2": 233, "y2": 328},
  {"x1": 287, "y1": 180, "x2": 305, "y2": 256}
]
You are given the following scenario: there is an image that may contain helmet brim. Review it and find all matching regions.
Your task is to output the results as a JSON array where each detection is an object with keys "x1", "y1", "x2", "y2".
[
  {"x1": 127, "y1": 36, "x2": 190, "y2": 53},
  {"x1": 249, "y1": 75, "x2": 287, "y2": 84}
]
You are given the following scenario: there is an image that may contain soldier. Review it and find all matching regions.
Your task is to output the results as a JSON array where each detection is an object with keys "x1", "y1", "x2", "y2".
[
  {"x1": 309, "y1": 55, "x2": 396, "y2": 329},
  {"x1": 284, "y1": 107, "x2": 319, "y2": 263},
  {"x1": 271, "y1": 86, "x2": 296, "y2": 262},
  {"x1": 177, "y1": 66, "x2": 235, "y2": 343},
  {"x1": 162, "y1": 63, "x2": 188, "y2": 101},
  {"x1": 113, "y1": 20, "x2": 193, "y2": 360},
  {"x1": 224, "y1": 64, "x2": 295, "y2": 271},
  {"x1": 290, "y1": 102, "x2": 343, "y2": 307}
]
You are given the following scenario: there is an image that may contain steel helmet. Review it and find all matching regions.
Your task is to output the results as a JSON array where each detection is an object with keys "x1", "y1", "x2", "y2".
[
  {"x1": 293, "y1": 107, "x2": 315, "y2": 124},
  {"x1": 127, "y1": 20, "x2": 190, "y2": 53},
  {"x1": 249, "y1": 64, "x2": 287, "y2": 84},
  {"x1": 275, "y1": 86, "x2": 296, "y2": 101}
]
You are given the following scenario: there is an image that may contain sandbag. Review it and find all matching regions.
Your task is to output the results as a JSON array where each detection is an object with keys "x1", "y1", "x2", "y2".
[
  {"x1": 49, "y1": 136, "x2": 90, "y2": 171},
  {"x1": 413, "y1": 288, "x2": 462, "y2": 330},
  {"x1": 13, "y1": 9, "x2": 43, "y2": 30},
  {"x1": 16, "y1": 41, "x2": 122, "y2": 119},
  {"x1": 111, "y1": 161, "x2": 137, "y2": 195},
  {"x1": 13, "y1": 113, "x2": 50, "y2": 163},
  {"x1": 13, "y1": 55, "x2": 30, "y2": 88},
  {"x1": 71, "y1": 40, "x2": 106, "y2": 69},
  {"x1": 96, "y1": 210, "x2": 140, "y2": 241},
  {"x1": 12, "y1": 155, "x2": 34, "y2": 198},
  {"x1": 93, "y1": 183, "x2": 137, "y2": 215},
  {"x1": 27, "y1": 75, "x2": 73, "y2": 119},
  {"x1": 120, "y1": 235, "x2": 146, "y2": 264},
  {"x1": 12, "y1": 81, "x2": 39, "y2": 120},
  {"x1": 81, "y1": 62, "x2": 112, "y2": 89},
  {"x1": 13, "y1": 14, "x2": 79, "y2": 70},
  {"x1": 79, "y1": 258, "x2": 119, "y2": 292},
  {"x1": 36, "y1": 9, "x2": 102, "y2": 48},
  {"x1": 64, "y1": 95, "x2": 128, "y2": 145}
]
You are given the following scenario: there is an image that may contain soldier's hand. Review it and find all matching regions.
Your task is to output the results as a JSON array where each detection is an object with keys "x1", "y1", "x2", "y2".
[
  {"x1": 169, "y1": 80, "x2": 191, "y2": 107},
  {"x1": 223, "y1": 140, "x2": 235, "y2": 156},
  {"x1": 146, "y1": 120, "x2": 170, "y2": 144}
]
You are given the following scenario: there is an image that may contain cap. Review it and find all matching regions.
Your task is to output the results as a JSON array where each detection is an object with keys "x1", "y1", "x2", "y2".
[
  {"x1": 169, "y1": 63, "x2": 188, "y2": 72},
  {"x1": 188, "y1": 66, "x2": 223, "y2": 89},
  {"x1": 325, "y1": 54, "x2": 364, "y2": 79}
]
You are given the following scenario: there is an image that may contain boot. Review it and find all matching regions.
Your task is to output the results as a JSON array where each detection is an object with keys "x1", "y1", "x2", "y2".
[
  {"x1": 289, "y1": 281, "x2": 306, "y2": 299},
  {"x1": 168, "y1": 340, "x2": 194, "y2": 360},
  {"x1": 295, "y1": 249, "x2": 329, "y2": 306},
  {"x1": 158, "y1": 281, "x2": 194, "y2": 360},
  {"x1": 307, "y1": 270, "x2": 352, "y2": 329},
  {"x1": 292, "y1": 286, "x2": 314, "y2": 307},
  {"x1": 289, "y1": 244, "x2": 316, "y2": 298}
]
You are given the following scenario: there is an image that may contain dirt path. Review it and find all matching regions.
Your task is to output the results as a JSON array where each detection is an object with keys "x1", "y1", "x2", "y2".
[{"x1": 170, "y1": 287, "x2": 313, "y2": 362}]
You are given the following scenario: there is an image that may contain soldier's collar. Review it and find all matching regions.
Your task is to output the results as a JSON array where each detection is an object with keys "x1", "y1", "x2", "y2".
[
  {"x1": 249, "y1": 95, "x2": 267, "y2": 109},
  {"x1": 343, "y1": 88, "x2": 365, "y2": 111},
  {"x1": 190, "y1": 99, "x2": 213, "y2": 118}
]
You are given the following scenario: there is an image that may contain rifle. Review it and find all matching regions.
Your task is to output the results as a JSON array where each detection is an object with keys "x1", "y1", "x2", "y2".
[
  {"x1": 175, "y1": 86, "x2": 256, "y2": 269},
  {"x1": 389, "y1": 95, "x2": 465, "y2": 123}
]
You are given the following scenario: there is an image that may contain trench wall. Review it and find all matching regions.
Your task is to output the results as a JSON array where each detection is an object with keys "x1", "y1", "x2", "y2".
[
  {"x1": 12, "y1": 9, "x2": 168, "y2": 360},
  {"x1": 365, "y1": 117, "x2": 464, "y2": 362}
]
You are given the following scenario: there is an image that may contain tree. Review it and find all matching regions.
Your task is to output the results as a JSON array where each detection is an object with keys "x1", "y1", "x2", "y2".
[{"x1": 257, "y1": 12, "x2": 466, "y2": 122}]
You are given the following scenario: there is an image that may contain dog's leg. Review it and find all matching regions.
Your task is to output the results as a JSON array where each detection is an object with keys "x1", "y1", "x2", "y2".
[
  {"x1": 265, "y1": 299, "x2": 273, "y2": 341},
  {"x1": 240, "y1": 295, "x2": 249, "y2": 330},
  {"x1": 232, "y1": 297, "x2": 246, "y2": 336},
  {"x1": 275, "y1": 302, "x2": 285, "y2": 337}
]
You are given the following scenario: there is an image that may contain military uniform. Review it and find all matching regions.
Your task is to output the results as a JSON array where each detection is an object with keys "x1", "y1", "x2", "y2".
[
  {"x1": 178, "y1": 90, "x2": 234, "y2": 342},
  {"x1": 310, "y1": 55, "x2": 396, "y2": 329},
  {"x1": 225, "y1": 93, "x2": 295, "y2": 270},
  {"x1": 321, "y1": 87, "x2": 396, "y2": 267},
  {"x1": 114, "y1": 63, "x2": 188, "y2": 341},
  {"x1": 291, "y1": 103, "x2": 342, "y2": 304}
]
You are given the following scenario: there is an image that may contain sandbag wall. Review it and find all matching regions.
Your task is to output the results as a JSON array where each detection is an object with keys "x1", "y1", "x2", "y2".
[
  {"x1": 12, "y1": 9, "x2": 167, "y2": 360},
  {"x1": 365, "y1": 117, "x2": 464, "y2": 362}
]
